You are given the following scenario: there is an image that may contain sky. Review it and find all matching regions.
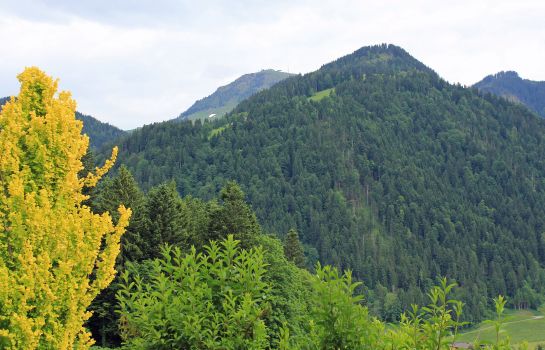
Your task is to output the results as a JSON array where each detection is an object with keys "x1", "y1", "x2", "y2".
[{"x1": 0, "y1": 1, "x2": 544, "y2": 129}]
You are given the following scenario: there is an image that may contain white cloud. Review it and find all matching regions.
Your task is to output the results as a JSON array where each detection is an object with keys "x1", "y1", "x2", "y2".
[{"x1": 0, "y1": 0, "x2": 544, "y2": 129}]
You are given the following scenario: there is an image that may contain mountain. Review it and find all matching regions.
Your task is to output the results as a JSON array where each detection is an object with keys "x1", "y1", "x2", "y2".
[
  {"x1": 75, "y1": 112, "x2": 125, "y2": 149},
  {"x1": 110, "y1": 44, "x2": 545, "y2": 322},
  {"x1": 175, "y1": 69, "x2": 294, "y2": 121},
  {"x1": 474, "y1": 71, "x2": 545, "y2": 118},
  {"x1": 0, "y1": 97, "x2": 125, "y2": 149}
]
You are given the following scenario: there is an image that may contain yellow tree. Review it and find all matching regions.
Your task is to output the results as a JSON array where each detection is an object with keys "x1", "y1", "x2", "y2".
[{"x1": 0, "y1": 67, "x2": 130, "y2": 349}]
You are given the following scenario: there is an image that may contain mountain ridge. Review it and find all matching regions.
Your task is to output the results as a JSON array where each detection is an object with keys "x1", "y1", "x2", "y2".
[
  {"x1": 474, "y1": 71, "x2": 545, "y2": 118},
  {"x1": 175, "y1": 69, "x2": 294, "y2": 121}
]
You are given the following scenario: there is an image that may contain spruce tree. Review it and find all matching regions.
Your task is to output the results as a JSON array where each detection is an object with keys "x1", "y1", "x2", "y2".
[
  {"x1": 87, "y1": 166, "x2": 145, "y2": 347},
  {"x1": 141, "y1": 181, "x2": 184, "y2": 258},
  {"x1": 208, "y1": 181, "x2": 261, "y2": 247},
  {"x1": 283, "y1": 229, "x2": 306, "y2": 268},
  {"x1": 93, "y1": 165, "x2": 145, "y2": 263}
]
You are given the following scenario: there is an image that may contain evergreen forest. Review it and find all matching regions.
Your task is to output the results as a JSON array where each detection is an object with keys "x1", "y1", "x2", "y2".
[
  {"x1": 474, "y1": 71, "x2": 545, "y2": 118},
  {"x1": 105, "y1": 45, "x2": 545, "y2": 326}
]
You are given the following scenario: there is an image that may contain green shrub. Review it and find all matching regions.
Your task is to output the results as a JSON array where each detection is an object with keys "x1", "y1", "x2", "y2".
[{"x1": 117, "y1": 235, "x2": 270, "y2": 349}]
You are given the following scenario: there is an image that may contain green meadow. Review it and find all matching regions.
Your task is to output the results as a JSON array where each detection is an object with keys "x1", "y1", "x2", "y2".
[{"x1": 456, "y1": 308, "x2": 545, "y2": 348}]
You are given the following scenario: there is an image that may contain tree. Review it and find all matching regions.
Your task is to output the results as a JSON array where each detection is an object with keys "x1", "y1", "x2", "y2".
[
  {"x1": 283, "y1": 229, "x2": 306, "y2": 268},
  {"x1": 87, "y1": 166, "x2": 145, "y2": 347},
  {"x1": 140, "y1": 181, "x2": 184, "y2": 259},
  {"x1": 0, "y1": 67, "x2": 130, "y2": 349},
  {"x1": 208, "y1": 181, "x2": 261, "y2": 246},
  {"x1": 93, "y1": 165, "x2": 145, "y2": 264}
]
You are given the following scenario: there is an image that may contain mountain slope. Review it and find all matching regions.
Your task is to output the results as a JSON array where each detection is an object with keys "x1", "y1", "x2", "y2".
[
  {"x1": 75, "y1": 112, "x2": 125, "y2": 149},
  {"x1": 1, "y1": 97, "x2": 125, "y2": 149},
  {"x1": 474, "y1": 71, "x2": 545, "y2": 118},
  {"x1": 112, "y1": 44, "x2": 545, "y2": 321},
  {"x1": 175, "y1": 69, "x2": 293, "y2": 121}
]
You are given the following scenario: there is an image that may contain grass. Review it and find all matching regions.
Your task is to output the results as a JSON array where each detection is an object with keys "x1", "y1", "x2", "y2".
[
  {"x1": 308, "y1": 88, "x2": 334, "y2": 102},
  {"x1": 456, "y1": 308, "x2": 545, "y2": 348},
  {"x1": 185, "y1": 103, "x2": 237, "y2": 122},
  {"x1": 208, "y1": 125, "x2": 229, "y2": 139}
]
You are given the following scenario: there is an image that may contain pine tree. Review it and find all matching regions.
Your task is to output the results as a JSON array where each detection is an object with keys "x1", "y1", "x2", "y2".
[
  {"x1": 141, "y1": 181, "x2": 184, "y2": 258},
  {"x1": 283, "y1": 229, "x2": 306, "y2": 268},
  {"x1": 0, "y1": 67, "x2": 130, "y2": 349},
  {"x1": 208, "y1": 181, "x2": 261, "y2": 247},
  {"x1": 93, "y1": 165, "x2": 145, "y2": 264},
  {"x1": 87, "y1": 166, "x2": 145, "y2": 347}
]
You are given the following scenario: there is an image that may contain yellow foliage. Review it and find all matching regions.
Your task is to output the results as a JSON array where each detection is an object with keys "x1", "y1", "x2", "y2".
[{"x1": 0, "y1": 67, "x2": 130, "y2": 349}]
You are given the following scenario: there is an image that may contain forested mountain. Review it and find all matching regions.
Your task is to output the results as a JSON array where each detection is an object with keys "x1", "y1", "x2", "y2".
[
  {"x1": 175, "y1": 69, "x2": 293, "y2": 121},
  {"x1": 75, "y1": 112, "x2": 126, "y2": 149},
  {"x1": 109, "y1": 44, "x2": 545, "y2": 322},
  {"x1": 474, "y1": 71, "x2": 545, "y2": 118},
  {"x1": 0, "y1": 97, "x2": 125, "y2": 149}
]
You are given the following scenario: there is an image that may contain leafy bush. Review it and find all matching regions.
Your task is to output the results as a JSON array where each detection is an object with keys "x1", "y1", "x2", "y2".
[{"x1": 117, "y1": 235, "x2": 270, "y2": 349}]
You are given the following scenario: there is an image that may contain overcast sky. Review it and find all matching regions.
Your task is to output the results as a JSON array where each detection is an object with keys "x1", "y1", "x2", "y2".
[{"x1": 0, "y1": 0, "x2": 544, "y2": 129}]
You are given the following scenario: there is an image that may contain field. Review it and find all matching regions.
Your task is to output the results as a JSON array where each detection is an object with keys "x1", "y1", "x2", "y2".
[
  {"x1": 208, "y1": 124, "x2": 229, "y2": 139},
  {"x1": 185, "y1": 103, "x2": 237, "y2": 121},
  {"x1": 308, "y1": 87, "x2": 334, "y2": 102},
  {"x1": 456, "y1": 308, "x2": 545, "y2": 348}
]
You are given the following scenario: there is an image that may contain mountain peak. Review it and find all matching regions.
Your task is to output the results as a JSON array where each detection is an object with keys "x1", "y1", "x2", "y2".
[
  {"x1": 175, "y1": 69, "x2": 294, "y2": 122},
  {"x1": 496, "y1": 70, "x2": 519, "y2": 78},
  {"x1": 319, "y1": 43, "x2": 435, "y2": 76}
]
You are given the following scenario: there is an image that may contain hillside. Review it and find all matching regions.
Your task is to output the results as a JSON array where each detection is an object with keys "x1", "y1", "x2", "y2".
[
  {"x1": 175, "y1": 69, "x2": 293, "y2": 121},
  {"x1": 0, "y1": 96, "x2": 125, "y2": 149},
  {"x1": 75, "y1": 112, "x2": 126, "y2": 149},
  {"x1": 474, "y1": 71, "x2": 545, "y2": 118},
  {"x1": 111, "y1": 44, "x2": 545, "y2": 322}
]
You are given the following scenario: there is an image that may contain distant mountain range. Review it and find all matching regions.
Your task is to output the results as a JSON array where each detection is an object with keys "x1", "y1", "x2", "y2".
[
  {"x1": 474, "y1": 71, "x2": 545, "y2": 118},
  {"x1": 175, "y1": 69, "x2": 294, "y2": 121},
  {"x1": 0, "y1": 96, "x2": 125, "y2": 149}
]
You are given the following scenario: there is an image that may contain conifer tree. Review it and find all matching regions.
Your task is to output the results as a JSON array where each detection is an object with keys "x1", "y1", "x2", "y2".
[
  {"x1": 141, "y1": 181, "x2": 184, "y2": 258},
  {"x1": 93, "y1": 165, "x2": 145, "y2": 264},
  {"x1": 87, "y1": 165, "x2": 144, "y2": 347},
  {"x1": 283, "y1": 229, "x2": 306, "y2": 268},
  {"x1": 208, "y1": 181, "x2": 261, "y2": 247},
  {"x1": 0, "y1": 67, "x2": 130, "y2": 349}
]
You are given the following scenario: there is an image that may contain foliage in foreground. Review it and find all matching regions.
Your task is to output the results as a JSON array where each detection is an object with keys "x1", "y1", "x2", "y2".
[
  {"x1": 0, "y1": 68, "x2": 130, "y2": 349},
  {"x1": 117, "y1": 235, "x2": 269, "y2": 349},
  {"x1": 117, "y1": 235, "x2": 522, "y2": 350}
]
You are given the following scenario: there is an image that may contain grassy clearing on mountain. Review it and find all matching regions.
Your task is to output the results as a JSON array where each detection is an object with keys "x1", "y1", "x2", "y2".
[
  {"x1": 208, "y1": 124, "x2": 229, "y2": 139},
  {"x1": 186, "y1": 103, "x2": 237, "y2": 121},
  {"x1": 308, "y1": 87, "x2": 334, "y2": 102},
  {"x1": 457, "y1": 308, "x2": 545, "y2": 347}
]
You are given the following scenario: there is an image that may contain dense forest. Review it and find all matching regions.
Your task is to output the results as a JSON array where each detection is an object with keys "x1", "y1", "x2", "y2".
[
  {"x1": 474, "y1": 71, "x2": 545, "y2": 118},
  {"x1": 175, "y1": 69, "x2": 293, "y2": 121},
  {"x1": 105, "y1": 45, "x2": 545, "y2": 325},
  {"x1": 76, "y1": 112, "x2": 126, "y2": 149}
]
